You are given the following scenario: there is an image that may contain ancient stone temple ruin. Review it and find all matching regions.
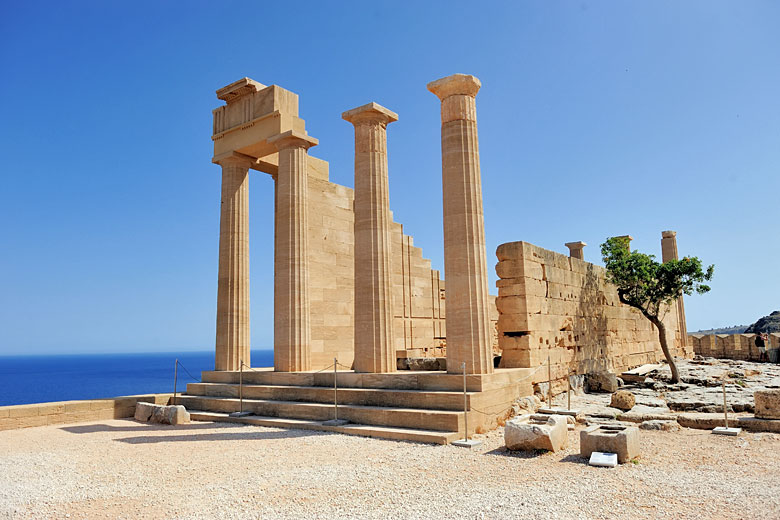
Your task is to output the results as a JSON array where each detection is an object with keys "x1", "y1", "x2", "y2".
[{"x1": 179, "y1": 74, "x2": 689, "y2": 443}]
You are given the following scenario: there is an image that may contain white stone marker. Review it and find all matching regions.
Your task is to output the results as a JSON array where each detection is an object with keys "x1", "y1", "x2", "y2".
[{"x1": 589, "y1": 452, "x2": 618, "y2": 468}]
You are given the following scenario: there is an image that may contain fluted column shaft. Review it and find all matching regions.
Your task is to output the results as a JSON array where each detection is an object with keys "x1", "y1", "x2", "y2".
[
  {"x1": 343, "y1": 103, "x2": 398, "y2": 373},
  {"x1": 215, "y1": 156, "x2": 251, "y2": 371},
  {"x1": 662, "y1": 230, "x2": 689, "y2": 353},
  {"x1": 271, "y1": 131, "x2": 318, "y2": 372},
  {"x1": 428, "y1": 74, "x2": 493, "y2": 375}
]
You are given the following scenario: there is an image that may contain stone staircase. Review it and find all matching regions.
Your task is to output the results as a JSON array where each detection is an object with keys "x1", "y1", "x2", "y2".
[{"x1": 177, "y1": 367, "x2": 533, "y2": 444}]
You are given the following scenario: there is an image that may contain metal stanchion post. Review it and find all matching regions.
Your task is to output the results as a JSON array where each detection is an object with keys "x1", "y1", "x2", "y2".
[
  {"x1": 230, "y1": 359, "x2": 251, "y2": 417},
  {"x1": 567, "y1": 371, "x2": 571, "y2": 411},
  {"x1": 713, "y1": 378, "x2": 741, "y2": 435},
  {"x1": 173, "y1": 359, "x2": 178, "y2": 406},
  {"x1": 547, "y1": 355, "x2": 552, "y2": 409},
  {"x1": 452, "y1": 361, "x2": 482, "y2": 448},
  {"x1": 323, "y1": 357, "x2": 348, "y2": 426}
]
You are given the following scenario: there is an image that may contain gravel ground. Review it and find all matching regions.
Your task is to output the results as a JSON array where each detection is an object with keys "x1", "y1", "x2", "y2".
[{"x1": 2, "y1": 419, "x2": 779, "y2": 519}]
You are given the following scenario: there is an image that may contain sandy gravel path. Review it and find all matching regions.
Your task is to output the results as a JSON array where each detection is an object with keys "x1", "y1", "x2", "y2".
[{"x1": 1, "y1": 419, "x2": 779, "y2": 519}]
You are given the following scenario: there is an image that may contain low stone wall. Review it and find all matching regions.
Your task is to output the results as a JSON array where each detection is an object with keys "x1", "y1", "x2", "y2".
[
  {"x1": 0, "y1": 394, "x2": 172, "y2": 431},
  {"x1": 689, "y1": 333, "x2": 780, "y2": 361},
  {"x1": 495, "y1": 241, "x2": 688, "y2": 392}
]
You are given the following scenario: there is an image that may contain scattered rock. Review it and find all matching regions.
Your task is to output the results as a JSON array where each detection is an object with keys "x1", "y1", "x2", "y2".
[
  {"x1": 639, "y1": 420, "x2": 680, "y2": 432},
  {"x1": 610, "y1": 390, "x2": 636, "y2": 411},
  {"x1": 586, "y1": 372, "x2": 619, "y2": 393},
  {"x1": 505, "y1": 414, "x2": 568, "y2": 452},
  {"x1": 396, "y1": 358, "x2": 444, "y2": 371},
  {"x1": 511, "y1": 396, "x2": 541, "y2": 417}
]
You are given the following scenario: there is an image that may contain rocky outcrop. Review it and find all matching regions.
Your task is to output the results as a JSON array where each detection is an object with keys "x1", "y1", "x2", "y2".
[{"x1": 745, "y1": 311, "x2": 780, "y2": 334}]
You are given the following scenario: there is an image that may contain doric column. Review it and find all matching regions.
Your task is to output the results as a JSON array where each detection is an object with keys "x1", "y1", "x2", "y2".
[
  {"x1": 269, "y1": 130, "x2": 318, "y2": 372},
  {"x1": 565, "y1": 241, "x2": 587, "y2": 260},
  {"x1": 343, "y1": 102, "x2": 398, "y2": 373},
  {"x1": 662, "y1": 230, "x2": 689, "y2": 352},
  {"x1": 215, "y1": 154, "x2": 253, "y2": 371},
  {"x1": 428, "y1": 73, "x2": 493, "y2": 375}
]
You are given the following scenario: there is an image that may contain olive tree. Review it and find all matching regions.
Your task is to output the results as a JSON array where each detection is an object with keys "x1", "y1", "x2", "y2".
[{"x1": 600, "y1": 236, "x2": 714, "y2": 383}]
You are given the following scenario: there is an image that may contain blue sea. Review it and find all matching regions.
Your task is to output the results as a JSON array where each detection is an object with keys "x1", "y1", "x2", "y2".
[{"x1": 0, "y1": 349, "x2": 275, "y2": 406}]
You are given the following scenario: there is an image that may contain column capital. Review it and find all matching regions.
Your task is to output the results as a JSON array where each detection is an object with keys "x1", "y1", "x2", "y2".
[
  {"x1": 565, "y1": 241, "x2": 586, "y2": 260},
  {"x1": 662, "y1": 230, "x2": 677, "y2": 239},
  {"x1": 213, "y1": 151, "x2": 256, "y2": 169},
  {"x1": 268, "y1": 130, "x2": 319, "y2": 151},
  {"x1": 427, "y1": 73, "x2": 481, "y2": 101},
  {"x1": 342, "y1": 102, "x2": 398, "y2": 126}
]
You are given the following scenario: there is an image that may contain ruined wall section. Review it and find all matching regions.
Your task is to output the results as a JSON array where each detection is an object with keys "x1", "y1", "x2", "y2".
[
  {"x1": 688, "y1": 333, "x2": 780, "y2": 361},
  {"x1": 495, "y1": 241, "x2": 685, "y2": 390},
  {"x1": 305, "y1": 159, "x2": 496, "y2": 369}
]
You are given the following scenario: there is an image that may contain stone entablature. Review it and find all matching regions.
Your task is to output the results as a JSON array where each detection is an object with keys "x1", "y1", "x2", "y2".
[{"x1": 495, "y1": 241, "x2": 686, "y2": 391}]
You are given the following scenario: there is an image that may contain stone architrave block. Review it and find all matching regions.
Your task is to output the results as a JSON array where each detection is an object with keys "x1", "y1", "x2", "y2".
[
  {"x1": 754, "y1": 389, "x2": 780, "y2": 419},
  {"x1": 580, "y1": 425, "x2": 640, "y2": 464},
  {"x1": 134, "y1": 402, "x2": 157, "y2": 422},
  {"x1": 504, "y1": 414, "x2": 568, "y2": 452}
]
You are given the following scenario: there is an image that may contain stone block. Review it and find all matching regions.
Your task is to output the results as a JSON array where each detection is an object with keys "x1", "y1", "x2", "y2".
[
  {"x1": 754, "y1": 389, "x2": 780, "y2": 419},
  {"x1": 586, "y1": 372, "x2": 619, "y2": 393},
  {"x1": 135, "y1": 402, "x2": 190, "y2": 425},
  {"x1": 580, "y1": 425, "x2": 640, "y2": 464},
  {"x1": 504, "y1": 414, "x2": 568, "y2": 452}
]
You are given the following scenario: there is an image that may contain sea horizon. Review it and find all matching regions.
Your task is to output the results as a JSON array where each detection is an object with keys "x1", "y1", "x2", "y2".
[{"x1": 0, "y1": 349, "x2": 275, "y2": 407}]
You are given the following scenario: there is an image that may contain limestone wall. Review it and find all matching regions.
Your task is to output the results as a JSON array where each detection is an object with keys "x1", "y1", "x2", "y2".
[
  {"x1": 495, "y1": 241, "x2": 688, "y2": 390},
  {"x1": 0, "y1": 394, "x2": 172, "y2": 431},
  {"x1": 688, "y1": 333, "x2": 780, "y2": 361},
  {"x1": 305, "y1": 158, "x2": 496, "y2": 369}
]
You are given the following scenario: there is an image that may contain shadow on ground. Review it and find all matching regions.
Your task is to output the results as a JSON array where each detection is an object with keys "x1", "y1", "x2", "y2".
[{"x1": 114, "y1": 427, "x2": 327, "y2": 444}]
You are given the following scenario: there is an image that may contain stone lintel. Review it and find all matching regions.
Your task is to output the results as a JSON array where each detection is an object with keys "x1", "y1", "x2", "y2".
[
  {"x1": 268, "y1": 130, "x2": 318, "y2": 151},
  {"x1": 212, "y1": 151, "x2": 258, "y2": 168},
  {"x1": 216, "y1": 77, "x2": 266, "y2": 103},
  {"x1": 662, "y1": 230, "x2": 677, "y2": 239},
  {"x1": 427, "y1": 73, "x2": 481, "y2": 100},
  {"x1": 342, "y1": 102, "x2": 399, "y2": 125}
]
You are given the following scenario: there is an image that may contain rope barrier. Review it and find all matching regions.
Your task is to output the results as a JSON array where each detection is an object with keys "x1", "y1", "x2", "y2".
[{"x1": 175, "y1": 360, "x2": 201, "y2": 382}]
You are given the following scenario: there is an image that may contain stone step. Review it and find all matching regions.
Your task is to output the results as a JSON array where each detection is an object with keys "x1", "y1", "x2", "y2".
[
  {"x1": 185, "y1": 382, "x2": 470, "y2": 411},
  {"x1": 188, "y1": 410, "x2": 462, "y2": 445},
  {"x1": 176, "y1": 395, "x2": 464, "y2": 432},
  {"x1": 200, "y1": 367, "x2": 534, "y2": 393}
]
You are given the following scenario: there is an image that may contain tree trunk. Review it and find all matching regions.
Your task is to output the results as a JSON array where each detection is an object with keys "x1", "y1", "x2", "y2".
[{"x1": 649, "y1": 315, "x2": 680, "y2": 383}]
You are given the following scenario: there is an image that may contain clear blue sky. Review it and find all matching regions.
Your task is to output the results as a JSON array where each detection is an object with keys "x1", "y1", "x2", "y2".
[{"x1": 1, "y1": 1, "x2": 778, "y2": 355}]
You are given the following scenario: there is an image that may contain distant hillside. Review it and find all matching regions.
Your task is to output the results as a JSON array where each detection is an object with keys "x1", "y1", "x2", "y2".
[
  {"x1": 746, "y1": 311, "x2": 780, "y2": 334},
  {"x1": 693, "y1": 325, "x2": 748, "y2": 335}
]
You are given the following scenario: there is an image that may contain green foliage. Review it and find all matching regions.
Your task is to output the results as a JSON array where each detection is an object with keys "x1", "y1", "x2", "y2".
[{"x1": 600, "y1": 236, "x2": 714, "y2": 320}]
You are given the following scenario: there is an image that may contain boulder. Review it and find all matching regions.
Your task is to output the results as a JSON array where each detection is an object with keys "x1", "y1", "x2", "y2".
[
  {"x1": 754, "y1": 389, "x2": 780, "y2": 419},
  {"x1": 134, "y1": 402, "x2": 190, "y2": 425},
  {"x1": 511, "y1": 396, "x2": 541, "y2": 416},
  {"x1": 586, "y1": 372, "x2": 619, "y2": 393},
  {"x1": 610, "y1": 390, "x2": 636, "y2": 411},
  {"x1": 505, "y1": 414, "x2": 568, "y2": 452},
  {"x1": 639, "y1": 420, "x2": 680, "y2": 432}
]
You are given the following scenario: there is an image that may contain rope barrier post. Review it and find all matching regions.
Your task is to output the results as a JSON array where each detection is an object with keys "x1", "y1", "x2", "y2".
[
  {"x1": 173, "y1": 359, "x2": 178, "y2": 406},
  {"x1": 452, "y1": 361, "x2": 482, "y2": 448},
  {"x1": 230, "y1": 360, "x2": 252, "y2": 418},
  {"x1": 547, "y1": 355, "x2": 552, "y2": 409},
  {"x1": 323, "y1": 358, "x2": 348, "y2": 426},
  {"x1": 567, "y1": 370, "x2": 571, "y2": 411},
  {"x1": 713, "y1": 378, "x2": 741, "y2": 436}
]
